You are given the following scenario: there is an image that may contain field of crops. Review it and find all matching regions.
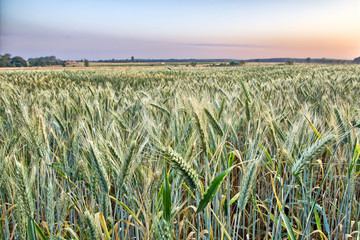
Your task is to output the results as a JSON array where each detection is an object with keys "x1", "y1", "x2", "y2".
[{"x1": 0, "y1": 65, "x2": 359, "y2": 240}]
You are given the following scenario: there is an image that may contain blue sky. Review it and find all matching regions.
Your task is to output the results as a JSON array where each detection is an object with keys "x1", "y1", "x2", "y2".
[{"x1": 1, "y1": 0, "x2": 359, "y2": 60}]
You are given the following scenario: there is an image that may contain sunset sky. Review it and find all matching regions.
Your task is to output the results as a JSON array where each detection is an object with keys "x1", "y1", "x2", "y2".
[{"x1": 1, "y1": 0, "x2": 359, "y2": 60}]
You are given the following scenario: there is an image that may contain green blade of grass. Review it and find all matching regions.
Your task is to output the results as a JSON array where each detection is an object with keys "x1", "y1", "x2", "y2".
[
  {"x1": 163, "y1": 169, "x2": 172, "y2": 222},
  {"x1": 197, "y1": 165, "x2": 236, "y2": 213}
]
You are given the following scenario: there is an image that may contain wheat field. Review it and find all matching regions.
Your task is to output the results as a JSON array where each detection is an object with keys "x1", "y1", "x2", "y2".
[{"x1": 0, "y1": 65, "x2": 359, "y2": 239}]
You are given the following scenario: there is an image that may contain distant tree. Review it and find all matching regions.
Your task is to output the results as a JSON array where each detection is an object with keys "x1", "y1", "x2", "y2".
[
  {"x1": 49, "y1": 56, "x2": 56, "y2": 62},
  {"x1": 4, "y1": 53, "x2": 11, "y2": 60},
  {"x1": 0, "y1": 55, "x2": 11, "y2": 67},
  {"x1": 62, "y1": 61, "x2": 66, "y2": 67},
  {"x1": 0, "y1": 54, "x2": 66, "y2": 67},
  {"x1": 11, "y1": 56, "x2": 27, "y2": 67},
  {"x1": 40, "y1": 60, "x2": 47, "y2": 67},
  {"x1": 229, "y1": 61, "x2": 238, "y2": 66},
  {"x1": 306, "y1": 57, "x2": 311, "y2": 63},
  {"x1": 131, "y1": 56, "x2": 135, "y2": 62},
  {"x1": 286, "y1": 60, "x2": 295, "y2": 65},
  {"x1": 239, "y1": 60, "x2": 246, "y2": 65},
  {"x1": 31, "y1": 59, "x2": 46, "y2": 67},
  {"x1": 190, "y1": 62, "x2": 197, "y2": 67},
  {"x1": 84, "y1": 59, "x2": 89, "y2": 67},
  {"x1": 353, "y1": 57, "x2": 360, "y2": 64},
  {"x1": 28, "y1": 56, "x2": 63, "y2": 66}
]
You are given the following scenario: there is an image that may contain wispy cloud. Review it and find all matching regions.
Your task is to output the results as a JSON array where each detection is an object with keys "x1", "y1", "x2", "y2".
[{"x1": 177, "y1": 42, "x2": 274, "y2": 48}]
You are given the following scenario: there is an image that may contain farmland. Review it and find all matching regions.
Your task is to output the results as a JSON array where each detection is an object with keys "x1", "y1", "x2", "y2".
[{"x1": 0, "y1": 65, "x2": 359, "y2": 239}]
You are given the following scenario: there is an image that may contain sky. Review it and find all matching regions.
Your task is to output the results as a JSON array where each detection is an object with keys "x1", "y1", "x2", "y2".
[{"x1": 1, "y1": 0, "x2": 359, "y2": 60}]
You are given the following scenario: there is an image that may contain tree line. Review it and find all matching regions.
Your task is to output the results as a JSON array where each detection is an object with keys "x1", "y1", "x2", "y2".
[
  {"x1": 0, "y1": 54, "x2": 66, "y2": 67},
  {"x1": 1, "y1": 53, "x2": 359, "y2": 67},
  {"x1": 0, "y1": 54, "x2": 28, "y2": 67}
]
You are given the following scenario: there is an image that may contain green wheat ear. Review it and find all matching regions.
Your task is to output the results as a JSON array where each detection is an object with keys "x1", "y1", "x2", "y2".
[
  {"x1": 15, "y1": 161, "x2": 34, "y2": 219},
  {"x1": 192, "y1": 108, "x2": 207, "y2": 154},
  {"x1": 14, "y1": 160, "x2": 34, "y2": 240},
  {"x1": 237, "y1": 159, "x2": 260, "y2": 215},
  {"x1": 163, "y1": 146, "x2": 199, "y2": 191},
  {"x1": 88, "y1": 140, "x2": 110, "y2": 193},
  {"x1": 204, "y1": 107, "x2": 223, "y2": 137},
  {"x1": 84, "y1": 210, "x2": 100, "y2": 239},
  {"x1": 149, "y1": 103, "x2": 171, "y2": 116},
  {"x1": 117, "y1": 141, "x2": 136, "y2": 188},
  {"x1": 292, "y1": 134, "x2": 336, "y2": 176}
]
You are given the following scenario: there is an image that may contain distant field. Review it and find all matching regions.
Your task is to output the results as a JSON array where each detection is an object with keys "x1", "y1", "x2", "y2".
[
  {"x1": 0, "y1": 65, "x2": 359, "y2": 239},
  {"x1": 0, "y1": 61, "x2": 288, "y2": 71},
  {"x1": 0, "y1": 61, "x2": 212, "y2": 70}
]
